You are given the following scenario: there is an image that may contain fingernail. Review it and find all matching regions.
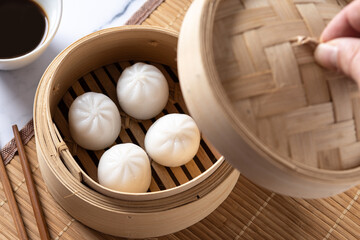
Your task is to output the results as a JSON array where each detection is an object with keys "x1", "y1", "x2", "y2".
[{"x1": 315, "y1": 43, "x2": 338, "y2": 70}]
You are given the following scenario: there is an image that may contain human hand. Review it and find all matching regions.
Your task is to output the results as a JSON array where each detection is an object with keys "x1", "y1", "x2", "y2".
[{"x1": 315, "y1": 0, "x2": 360, "y2": 85}]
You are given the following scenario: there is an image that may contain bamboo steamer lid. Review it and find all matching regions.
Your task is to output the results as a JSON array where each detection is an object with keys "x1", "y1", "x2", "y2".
[{"x1": 178, "y1": 0, "x2": 359, "y2": 198}]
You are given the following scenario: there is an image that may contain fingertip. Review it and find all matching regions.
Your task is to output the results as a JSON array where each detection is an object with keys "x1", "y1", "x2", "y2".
[
  {"x1": 316, "y1": 38, "x2": 360, "y2": 86},
  {"x1": 319, "y1": 28, "x2": 332, "y2": 43},
  {"x1": 319, "y1": 35, "x2": 326, "y2": 43},
  {"x1": 319, "y1": 30, "x2": 332, "y2": 43},
  {"x1": 314, "y1": 43, "x2": 339, "y2": 70}
]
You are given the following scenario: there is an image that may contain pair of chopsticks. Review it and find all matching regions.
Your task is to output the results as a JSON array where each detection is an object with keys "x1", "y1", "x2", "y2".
[{"x1": 0, "y1": 125, "x2": 50, "y2": 240}]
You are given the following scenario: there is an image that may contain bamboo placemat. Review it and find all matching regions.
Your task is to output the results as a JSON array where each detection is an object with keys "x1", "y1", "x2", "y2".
[{"x1": 1, "y1": 0, "x2": 360, "y2": 239}]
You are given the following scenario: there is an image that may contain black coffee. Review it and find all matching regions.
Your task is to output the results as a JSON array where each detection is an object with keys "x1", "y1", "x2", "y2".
[{"x1": 0, "y1": 0, "x2": 47, "y2": 59}]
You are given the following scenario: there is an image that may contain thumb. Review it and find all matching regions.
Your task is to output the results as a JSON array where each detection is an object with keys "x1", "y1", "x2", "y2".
[{"x1": 315, "y1": 38, "x2": 360, "y2": 85}]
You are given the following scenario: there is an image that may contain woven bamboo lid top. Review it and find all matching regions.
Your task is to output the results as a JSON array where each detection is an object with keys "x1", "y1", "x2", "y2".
[{"x1": 213, "y1": 0, "x2": 359, "y2": 171}]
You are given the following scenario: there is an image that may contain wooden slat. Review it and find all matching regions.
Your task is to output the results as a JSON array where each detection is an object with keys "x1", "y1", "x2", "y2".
[
  {"x1": 268, "y1": 0, "x2": 301, "y2": 20},
  {"x1": 259, "y1": 20, "x2": 310, "y2": 47},
  {"x1": 223, "y1": 71, "x2": 276, "y2": 100},
  {"x1": 289, "y1": 131, "x2": 317, "y2": 167},
  {"x1": 339, "y1": 142, "x2": 360, "y2": 169},
  {"x1": 296, "y1": 3, "x2": 326, "y2": 38},
  {"x1": 251, "y1": 85, "x2": 307, "y2": 117},
  {"x1": 243, "y1": 30, "x2": 270, "y2": 71},
  {"x1": 265, "y1": 42, "x2": 302, "y2": 87},
  {"x1": 284, "y1": 103, "x2": 334, "y2": 134},
  {"x1": 215, "y1": 0, "x2": 244, "y2": 21},
  {"x1": 225, "y1": 7, "x2": 278, "y2": 35},
  {"x1": 241, "y1": 0, "x2": 270, "y2": 9},
  {"x1": 213, "y1": 20, "x2": 233, "y2": 62},
  {"x1": 258, "y1": 115, "x2": 289, "y2": 157},
  {"x1": 318, "y1": 148, "x2": 342, "y2": 170},
  {"x1": 233, "y1": 99, "x2": 257, "y2": 134},
  {"x1": 300, "y1": 63, "x2": 330, "y2": 104},
  {"x1": 328, "y1": 76, "x2": 353, "y2": 122},
  {"x1": 352, "y1": 97, "x2": 360, "y2": 140},
  {"x1": 311, "y1": 120, "x2": 356, "y2": 152},
  {"x1": 316, "y1": 3, "x2": 343, "y2": 20},
  {"x1": 230, "y1": 34, "x2": 256, "y2": 76}
]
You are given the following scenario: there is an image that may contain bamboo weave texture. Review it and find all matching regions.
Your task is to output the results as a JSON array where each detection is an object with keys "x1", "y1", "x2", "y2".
[{"x1": 214, "y1": 0, "x2": 358, "y2": 170}]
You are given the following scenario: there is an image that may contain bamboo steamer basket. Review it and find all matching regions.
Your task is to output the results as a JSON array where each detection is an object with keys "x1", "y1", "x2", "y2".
[
  {"x1": 178, "y1": 0, "x2": 359, "y2": 198},
  {"x1": 34, "y1": 26, "x2": 239, "y2": 238}
]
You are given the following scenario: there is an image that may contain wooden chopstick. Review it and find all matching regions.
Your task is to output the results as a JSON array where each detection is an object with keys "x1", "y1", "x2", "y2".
[
  {"x1": 13, "y1": 125, "x2": 51, "y2": 240},
  {"x1": 0, "y1": 153, "x2": 28, "y2": 240}
]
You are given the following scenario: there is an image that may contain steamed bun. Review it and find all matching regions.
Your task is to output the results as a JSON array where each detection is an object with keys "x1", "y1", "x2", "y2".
[
  {"x1": 69, "y1": 92, "x2": 121, "y2": 150},
  {"x1": 145, "y1": 114, "x2": 201, "y2": 167},
  {"x1": 98, "y1": 143, "x2": 151, "y2": 193},
  {"x1": 116, "y1": 62, "x2": 169, "y2": 120}
]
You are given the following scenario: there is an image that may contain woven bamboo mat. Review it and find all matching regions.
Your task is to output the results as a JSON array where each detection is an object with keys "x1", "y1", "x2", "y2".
[{"x1": 1, "y1": 0, "x2": 360, "y2": 239}]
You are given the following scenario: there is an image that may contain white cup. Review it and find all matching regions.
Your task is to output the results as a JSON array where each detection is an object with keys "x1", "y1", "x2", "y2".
[{"x1": 0, "y1": 0, "x2": 62, "y2": 70}]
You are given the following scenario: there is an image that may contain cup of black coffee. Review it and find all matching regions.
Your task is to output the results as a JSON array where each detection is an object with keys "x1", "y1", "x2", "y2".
[{"x1": 0, "y1": 0, "x2": 62, "y2": 70}]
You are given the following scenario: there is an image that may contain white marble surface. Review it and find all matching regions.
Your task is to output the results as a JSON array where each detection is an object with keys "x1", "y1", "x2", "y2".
[{"x1": 0, "y1": 0, "x2": 147, "y2": 148}]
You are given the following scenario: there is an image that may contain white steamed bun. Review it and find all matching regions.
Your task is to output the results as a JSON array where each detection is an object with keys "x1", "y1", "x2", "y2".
[
  {"x1": 97, "y1": 143, "x2": 151, "y2": 193},
  {"x1": 116, "y1": 62, "x2": 169, "y2": 120},
  {"x1": 69, "y1": 92, "x2": 121, "y2": 150},
  {"x1": 145, "y1": 113, "x2": 200, "y2": 167}
]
